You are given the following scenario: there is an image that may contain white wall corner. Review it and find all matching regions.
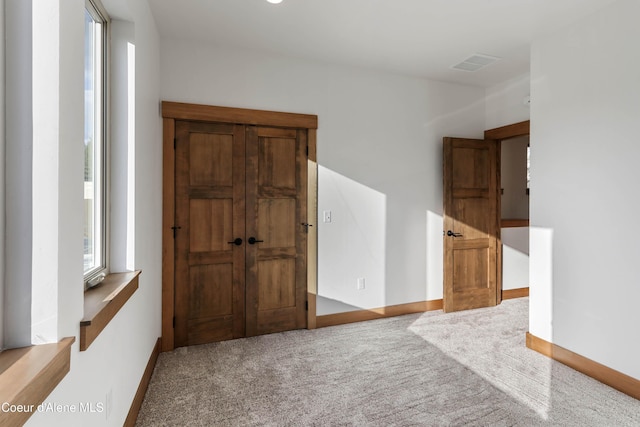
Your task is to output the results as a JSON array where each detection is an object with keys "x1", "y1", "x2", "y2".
[{"x1": 0, "y1": 0, "x2": 6, "y2": 350}]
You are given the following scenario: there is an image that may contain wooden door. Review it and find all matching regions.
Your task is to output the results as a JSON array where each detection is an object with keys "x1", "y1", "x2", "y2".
[
  {"x1": 174, "y1": 121, "x2": 246, "y2": 347},
  {"x1": 443, "y1": 137, "x2": 500, "y2": 312},
  {"x1": 174, "y1": 121, "x2": 307, "y2": 346},
  {"x1": 245, "y1": 126, "x2": 308, "y2": 336}
]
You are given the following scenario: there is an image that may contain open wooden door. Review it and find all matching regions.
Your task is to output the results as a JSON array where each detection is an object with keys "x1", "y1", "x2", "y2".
[{"x1": 443, "y1": 137, "x2": 500, "y2": 312}]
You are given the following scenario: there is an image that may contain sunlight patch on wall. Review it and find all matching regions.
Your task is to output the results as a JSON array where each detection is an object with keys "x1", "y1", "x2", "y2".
[
  {"x1": 110, "y1": 22, "x2": 136, "y2": 273},
  {"x1": 317, "y1": 166, "x2": 386, "y2": 315},
  {"x1": 126, "y1": 41, "x2": 136, "y2": 271},
  {"x1": 529, "y1": 226, "x2": 554, "y2": 342},
  {"x1": 31, "y1": 0, "x2": 61, "y2": 344}
]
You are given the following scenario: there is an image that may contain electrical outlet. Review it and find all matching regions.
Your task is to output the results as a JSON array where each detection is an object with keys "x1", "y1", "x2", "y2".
[{"x1": 357, "y1": 278, "x2": 365, "y2": 290}]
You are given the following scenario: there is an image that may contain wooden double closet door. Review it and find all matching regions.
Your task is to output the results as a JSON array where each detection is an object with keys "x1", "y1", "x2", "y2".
[{"x1": 173, "y1": 119, "x2": 308, "y2": 347}]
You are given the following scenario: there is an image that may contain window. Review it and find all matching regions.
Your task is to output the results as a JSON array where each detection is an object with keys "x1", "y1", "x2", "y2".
[{"x1": 84, "y1": 0, "x2": 108, "y2": 284}]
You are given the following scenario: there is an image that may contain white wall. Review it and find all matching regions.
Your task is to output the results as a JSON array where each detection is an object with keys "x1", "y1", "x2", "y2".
[
  {"x1": 485, "y1": 76, "x2": 531, "y2": 294},
  {"x1": 4, "y1": 0, "x2": 33, "y2": 349},
  {"x1": 160, "y1": 40, "x2": 486, "y2": 315},
  {"x1": 23, "y1": 0, "x2": 162, "y2": 425},
  {"x1": 485, "y1": 73, "x2": 530, "y2": 130},
  {"x1": 0, "y1": 0, "x2": 5, "y2": 350},
  {"x1": 502, "y1": 227, "x2": 529, "y2": 291},
  {"x1": 530, "y1": 0, "x2": 640, "y2": 379},
  {"x1": 4, "y1": 0, "x2": 85, "y2": 348},
  {"x1": 109, "y1": 19, "x2": 136, "y2": 273}
]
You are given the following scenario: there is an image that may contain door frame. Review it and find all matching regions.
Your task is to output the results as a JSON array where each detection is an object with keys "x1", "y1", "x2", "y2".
[
  {"x1": 483, "y1": 119, "x2": 530, "y2": 304},
  {"x1": 161, "y1": 101, "x2": 318, "y2": 352}
]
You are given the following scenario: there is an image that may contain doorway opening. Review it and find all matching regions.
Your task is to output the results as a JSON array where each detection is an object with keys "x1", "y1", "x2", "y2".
[
  {"x1": 441, "y1": 121, "x2": 530, "y2": 313},
  {"x1": 485, "y1": 121, "x2": 530, "y2": 301}
]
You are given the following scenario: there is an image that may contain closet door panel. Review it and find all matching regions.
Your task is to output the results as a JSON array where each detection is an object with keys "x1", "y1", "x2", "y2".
[
  {"x1": 174, "y1": 121, "x2": 246, "y2": 347},
  {"x1": 246, "y1": 127, "x2": 308, "y2": 336}
]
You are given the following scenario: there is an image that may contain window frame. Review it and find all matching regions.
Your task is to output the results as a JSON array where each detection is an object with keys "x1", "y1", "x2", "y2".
[{"x1": 84, "y1": 0, "x2": 110, "y2": 288}]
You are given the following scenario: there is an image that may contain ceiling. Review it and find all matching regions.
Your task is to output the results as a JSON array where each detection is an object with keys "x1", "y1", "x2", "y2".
[{"x1": 146, "y1": 0, "x2": 616, "y2": 88}]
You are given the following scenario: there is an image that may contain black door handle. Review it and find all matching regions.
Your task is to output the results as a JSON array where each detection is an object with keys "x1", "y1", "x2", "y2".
[
  {"x1": 248, "y1": 237, "x2": 264, "y2": 245},
  {"x1": 227, "y1": 238, "x2": 243, "y2": 246},
  {"x1": 447, "y1": 230, "x2": 463, "y2": 237}
]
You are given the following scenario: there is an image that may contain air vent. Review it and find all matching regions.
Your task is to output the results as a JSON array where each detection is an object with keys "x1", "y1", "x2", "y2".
[{"x1": 451, "y1": 53, "x2": 501, "y2": 72}]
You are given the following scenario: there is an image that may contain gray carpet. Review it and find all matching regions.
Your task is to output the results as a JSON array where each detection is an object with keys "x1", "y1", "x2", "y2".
[{"x1": 136, "y1": 298, "x2": 640, "y2": 426}]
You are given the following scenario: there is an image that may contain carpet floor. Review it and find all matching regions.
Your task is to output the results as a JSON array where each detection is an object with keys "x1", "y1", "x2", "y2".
[{"x1": 136, "y1": 298, "x2": 640, "y2": 426}]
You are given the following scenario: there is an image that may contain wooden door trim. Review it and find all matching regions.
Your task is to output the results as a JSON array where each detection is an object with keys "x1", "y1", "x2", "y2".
[
  {"x1": 484, "y1": 120, "x2": 530, "y2": 140},
  {"x1": 296, "y1": 129, "x2": 310, "y2": 329},
  {"x1": 496, "y1": 139, "x2": 502, "y2": 305},
  {"x1": 162, "y1": 101, "x2": 318, "y2": 130},
  {"x1": 161, "y1": 118, "x2": 175, "y2": 352},
  {"x1": 306, "y1": 129, "x2": 318, "y2": 329},
  {"x1": 161, "y1": 102, "x2": 318, "y2": 351}
]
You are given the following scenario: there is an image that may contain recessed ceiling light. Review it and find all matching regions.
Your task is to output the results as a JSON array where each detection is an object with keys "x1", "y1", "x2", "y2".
[{"x1": 267, "y1": 0, "x2": 283, "y2": 4}]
